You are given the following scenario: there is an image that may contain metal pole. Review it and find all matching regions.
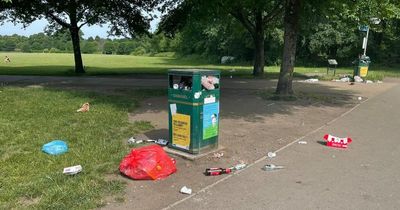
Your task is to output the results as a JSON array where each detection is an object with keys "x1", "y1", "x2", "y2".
[{"x1": 363, "y1": 26, "x2": 369, "y2": 56}]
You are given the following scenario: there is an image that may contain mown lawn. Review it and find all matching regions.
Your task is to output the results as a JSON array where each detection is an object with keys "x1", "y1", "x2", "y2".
[
  {"x1": 0, "y1": 86, "x2": 163, "y2": 209},
  {"x1": 0, "y1": 52, "x2": 398, "y2": 80}
]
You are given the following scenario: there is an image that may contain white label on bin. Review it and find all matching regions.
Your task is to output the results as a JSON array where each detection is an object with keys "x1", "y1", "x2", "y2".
[
  {"x1": 194, "y1": 91, "x2": 202, "y2": 99},
  {"x1": 204, "y1": 95, "x2": 216, "y2": 104},
  {"x1": 170, "y1": 104, "x2": 177, "y2": 115}
]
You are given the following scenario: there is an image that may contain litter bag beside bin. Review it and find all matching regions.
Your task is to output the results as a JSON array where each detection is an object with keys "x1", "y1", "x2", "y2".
[{"x1": 119, "y1": 145, "x2": 177, "y2": 180}]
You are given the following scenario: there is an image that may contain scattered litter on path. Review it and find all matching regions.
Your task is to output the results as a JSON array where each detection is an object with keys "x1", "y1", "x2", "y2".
[
  {"x1": 304, "y1": 78, "x2": 319, "y2": 83},
  {"x1": 212, "y1": 152, "x2": 224, "y2": 158},
  {"x1": 63, "y1": 165, "x2": 82, "y2": 175},
  {"x1": 119, "y1": 145, "x2": 177, "y2": 180},
  {"x1": 42, "y1": 140, "x2": 68, "y2": 155},
  {"x1": 267, "y1": 152, "x2": 276, "y2": 158},
  {"x1": 76, "y1": 102, "x2": 90, "y2": 112},
  {"x1": 262, "y1": 164, "x2": 284, "y2": 171},
  {"x1": 354, "y1": 76, "x2": 363, "y2": 83},
  {"x1": 358, "y1": 96, "x2": 362, "y2": 101},
  {"x1": 232, "y1": 163, "x2": 247, "y2": 171},
  {"x1": 365, "y1": 80, "x2": 373, "y2": 84},
  {"x1": 205, "y1": 163, "x2": 247, "y2": 176},
  {"x1": 377, "y1": 80, "x2": 383, "y2": 84},
  {"x1": 205, "y1": 167, "x2": 232, "y2": 176},
  {"x1": 154, "y1": 139, "x2": 169, "y2": 146},
  {"x1": 180, "y1": 186, "x2": 192, "y2": 195},
  {"x1": 298, "y1": 141, "x2": 308, "y2": 145},
  {"x1": 323, "y1": 134, "x2": 352, "y2": 148}
]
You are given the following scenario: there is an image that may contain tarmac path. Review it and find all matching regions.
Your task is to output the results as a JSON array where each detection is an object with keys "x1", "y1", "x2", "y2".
[{"x1": 167, "y1": 82, "x2": 400, "y2": 210}]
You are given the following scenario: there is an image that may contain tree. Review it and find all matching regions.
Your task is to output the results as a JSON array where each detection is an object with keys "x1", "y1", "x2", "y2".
[
  {"x1": 276, "y1": 0, "x2": 302, "y2": 95},
  {"x1": 159, "y1": 0, "x2": 284, "y2": 76},
  {"x1": 1, "y1": 0, "x2": 164, "y2": 73}
]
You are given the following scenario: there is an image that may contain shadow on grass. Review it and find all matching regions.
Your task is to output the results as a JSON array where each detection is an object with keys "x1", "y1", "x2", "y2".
[
  {"x1": 1, "y1": 73, "x2": 359, "y2": 124},
  {"x1": 0, "y1": 64, "x2": 308, "y2": 79}
]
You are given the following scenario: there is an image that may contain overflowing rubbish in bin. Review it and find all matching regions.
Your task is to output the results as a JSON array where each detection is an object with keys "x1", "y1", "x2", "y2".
[
  {"x1": 353, "y1": 55, "x2": 371, "y2": 78},
  {"x1": 168, "y1": 69, "x2": 220, "y2": 155}
]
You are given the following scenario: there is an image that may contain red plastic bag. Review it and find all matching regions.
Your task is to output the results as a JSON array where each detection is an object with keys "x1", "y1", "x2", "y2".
[{"x1": 119, "y1": 145, "x2": 177, "y2": 180}]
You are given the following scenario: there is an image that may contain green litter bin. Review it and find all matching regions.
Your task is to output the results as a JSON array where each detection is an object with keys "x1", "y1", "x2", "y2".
[
  {"x1": 353, "y1": 55, "x2": 371, "y2": 77},
  {"x1": 168, "y1": 69, "x2": 220, "y2": 154}
]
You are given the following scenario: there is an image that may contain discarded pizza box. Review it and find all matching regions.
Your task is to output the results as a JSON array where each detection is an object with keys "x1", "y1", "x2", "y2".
[{"x1": 323, "y1": 134, "x2": 352, "y2": 148}]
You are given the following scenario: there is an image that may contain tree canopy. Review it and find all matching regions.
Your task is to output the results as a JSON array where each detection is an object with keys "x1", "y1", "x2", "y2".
[{"x1": 159, "y1": 0, "x2": 284, "y2": 76}]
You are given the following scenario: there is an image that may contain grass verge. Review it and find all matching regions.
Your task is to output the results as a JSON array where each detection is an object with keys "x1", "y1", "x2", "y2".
[{"x1": 0, "y1": 86, "x2": 163, "y2": 209}]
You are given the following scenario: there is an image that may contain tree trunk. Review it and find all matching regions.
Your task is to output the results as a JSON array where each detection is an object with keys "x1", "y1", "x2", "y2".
[
  {"x1": 276, "y1": 0, "x2": 302, "y2": 95},
  {"x1": 69, "y1": 20, "x2": 85, "y2": 74},
  {"x1": 252, "y1": 11, "x2": 265, "y2": 76}
]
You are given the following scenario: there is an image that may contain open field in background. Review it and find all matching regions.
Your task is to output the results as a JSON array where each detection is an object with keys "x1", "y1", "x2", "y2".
[{"x1": 0, "y1": 52, "x2": 398, "y2": 80}]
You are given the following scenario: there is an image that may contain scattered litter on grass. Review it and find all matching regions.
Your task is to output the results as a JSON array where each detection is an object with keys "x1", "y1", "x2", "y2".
[
  {"x1": 42, "y1": 140, "x2": 68, "y2": 155},
  {"x1": 262, "y1": 164, "x2": 284, "y2": 171},
  {"x1": 212, "y1": 152, "x2": 224, "y2": 158},
  {"x1": 119, "y1": 145, "x2": 177, "y2": 180},
  {"x1": 323, "y1": 134, "x2": 352, "y2": 148},
  {"x1": 180, "y1": 186, "x2": 192, "y2": 195},
  {"x1": 76, "y1": 102, "x2": 90, "y2": 112},
  {"x1": 63, "y1": 165, "x2": 82, "y2": 175},
  {"x1": 127, "y1": 137, "x2": 169, "y2": 146},
  {"x1": 304, "y1": 78, "x2": 319, "y2": 83},
  {"x1": 267, "y1": 152, "x2": 276, "y2": 158},
  {"x1": 333, "y1": 75, "x2": 352, "y2": 83},
  {"x1": 298, "y1": 141, "x2": 308, "y2": 145},
  {"x1": 354, "y1": 76, "x2": 363, "y2": 83},
  {"x1": 127, "y1": 137, "x2": 142, "y2": 144}
]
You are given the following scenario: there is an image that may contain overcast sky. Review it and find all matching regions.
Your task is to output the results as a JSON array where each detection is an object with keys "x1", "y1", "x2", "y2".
[{"x1": 0, "y1": 17, "x2": 160, "y2": 39}]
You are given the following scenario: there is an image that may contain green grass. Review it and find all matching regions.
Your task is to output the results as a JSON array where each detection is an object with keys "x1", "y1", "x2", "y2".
[
  {"x1": 0, "y1": 52, "x2": 398, "y2": 79},
  {"x1": 0, "y1": 86, "x2": 162, "y2": 209}
]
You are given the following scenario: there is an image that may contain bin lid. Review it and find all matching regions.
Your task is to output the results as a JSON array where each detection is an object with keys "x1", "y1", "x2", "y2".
[{"x1": 168, "y1": 69, "x2": 220, "y2": 75}]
